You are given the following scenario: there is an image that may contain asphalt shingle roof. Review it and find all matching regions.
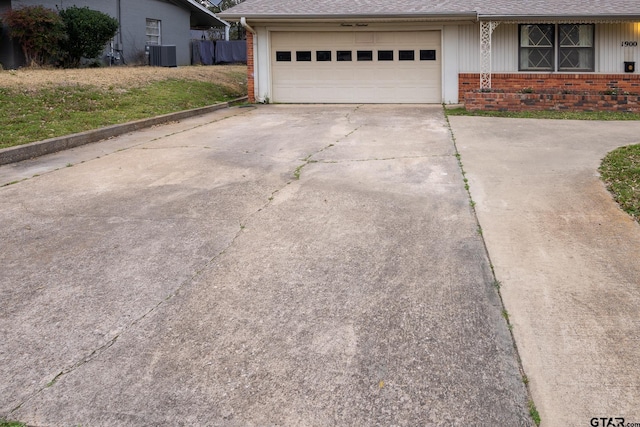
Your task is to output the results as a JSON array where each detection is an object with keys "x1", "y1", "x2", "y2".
[{"x1": 220, "y1": 0, "x2": 640, "y2": 20}]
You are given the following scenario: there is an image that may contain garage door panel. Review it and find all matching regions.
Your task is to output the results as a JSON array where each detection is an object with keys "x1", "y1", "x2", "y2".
[{"x1": 271, "y1": 30, "x2": 441, "y2": 103}]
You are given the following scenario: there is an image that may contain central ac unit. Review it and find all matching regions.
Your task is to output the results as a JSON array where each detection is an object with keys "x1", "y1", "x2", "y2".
[{"x1": 148, "y1": 45, "x2": 177, "y2": 67}]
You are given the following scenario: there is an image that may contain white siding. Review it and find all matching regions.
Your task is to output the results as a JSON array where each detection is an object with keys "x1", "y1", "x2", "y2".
[
  {"x1": 458, "y1": 23, "x2": 479, "y2": 72},
  {"x1": 492, "y1": 24, "x2": 518, "y2": 72},
  {"x1": 460, "y1": 22, "x2": 640, "y2": 74},
  {"x1": 458, "y1": 23, "x2": 518, "y2": 73},
  {"x1": 442, "y1": 25, "x2": 459, "y2": 103},
  {"x1": 596, "y1": 23, "x2": 640, "y2": 73}
]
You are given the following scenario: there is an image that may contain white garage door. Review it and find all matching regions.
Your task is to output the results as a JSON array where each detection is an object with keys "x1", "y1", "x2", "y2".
[{"x1": 270, "y1": 31, "x2": 441, "y2": 103}]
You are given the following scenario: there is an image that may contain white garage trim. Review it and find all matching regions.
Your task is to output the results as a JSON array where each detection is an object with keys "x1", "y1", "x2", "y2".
[{"x1": 269, "y1": 30, "x2": 442, "y2": 103}]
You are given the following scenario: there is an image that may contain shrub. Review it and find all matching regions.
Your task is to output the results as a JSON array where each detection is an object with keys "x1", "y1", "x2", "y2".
[
  {"x1": 58, "y1": 6, "x2": 119, "y2": 68},
  {"x1": 2, "y1": 5, "x2": 66, "y2": 66}
]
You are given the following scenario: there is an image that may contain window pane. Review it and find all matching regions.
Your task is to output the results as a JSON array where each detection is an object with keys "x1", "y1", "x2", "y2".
[
  {"x1": 521, "y1": 24, "x2": 553, "y2": 47},
  {"x1": 559, "y1": 24, "x2": 593, "y2": 47},
  {"x1": 520, "y1": 47, "x2": 554, "y2": 70},
  {"x1": 357, "y1": 50, "x2": 373, "y2": 61},
  {"x1": 399, "y1": 50, "x2": 415, "y2": 61},
  {"x1": 316, "y1": 51, "x2": 331, "y2": 61},
  {"x1": 296, "y1": 51, "x2": 311, "y2": 61},
  {"x1": 559, "y1": 48, "x2": 594, "y2": 71},
  {"x1": 420, "y1": 50, "x2": 436, "y2": 60},
  {"x1": 276, "y1": 51, "x2": 291, "y2": 61},
  {"x1": 378, "y1": 50, "x2": 393, "y2": 61},
  {"x1": 337, "y1": 51, "x2": 352, "y2": 61}
]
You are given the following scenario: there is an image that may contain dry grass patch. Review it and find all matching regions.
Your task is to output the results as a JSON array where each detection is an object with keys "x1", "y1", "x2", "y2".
[{"x1": 0, "y1": 65, "x2": 247, "y2": 90}]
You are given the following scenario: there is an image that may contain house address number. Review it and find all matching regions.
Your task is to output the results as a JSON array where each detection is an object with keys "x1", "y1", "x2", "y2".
[{"x1": 621, "y1": 41, "x2": 638, "y2": 47}]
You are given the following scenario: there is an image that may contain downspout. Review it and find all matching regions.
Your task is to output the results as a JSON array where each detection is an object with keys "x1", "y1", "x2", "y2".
[
  {"x1": 240, "y1": 17, "x2": 260, "y2": 102},
  {"x1": 240, "y1": 17, "x2": 255, "y2": 35}
]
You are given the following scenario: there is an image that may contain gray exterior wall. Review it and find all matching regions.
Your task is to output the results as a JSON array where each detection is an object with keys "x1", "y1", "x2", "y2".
[
  {"x1": 1, "y1": 0, "x2": 194, "y2": 68},
  {"x1": 120, "y1": 0, "x2": 191, "y2": 66}
]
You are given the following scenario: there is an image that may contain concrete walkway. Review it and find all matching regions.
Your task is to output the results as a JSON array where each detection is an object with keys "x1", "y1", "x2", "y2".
[
  {"x1": 0, "y1": 105, "x2": 531, "y2": 426},
  {"x1": 450, "y1": 116, "x2": 640, "y2": 427}
]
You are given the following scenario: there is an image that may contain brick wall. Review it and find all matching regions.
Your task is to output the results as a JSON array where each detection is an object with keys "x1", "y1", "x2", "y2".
[
  {"x1": 246, "y1": 32, "x2": 255, "y2": 103},
  {"x1": 459, "y1": 73, "x2": 640, "y2": 102},
  {"x1": 464, "y1": 92, "x2": 640, "y2": 113}
]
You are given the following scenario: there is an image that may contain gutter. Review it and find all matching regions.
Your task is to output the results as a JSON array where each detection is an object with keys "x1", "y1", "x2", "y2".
[
  {"x1": 240, "y1": 17, "x2": 256, "y2": 34},
  {"x1": 222, "y1": 12, "x2": 478, "y2": 22},
  {"x1": 477, "y1": 13, "x2": 640, "y2": 22}
]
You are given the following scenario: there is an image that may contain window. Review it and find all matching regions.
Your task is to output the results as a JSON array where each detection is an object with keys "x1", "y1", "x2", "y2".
[
  {"x1": 519, "y1": 24, "x2": 594, "y2": 71},
  {"x1": 357, "y1": 50, "x2": 373, "y2": 61},
  {"x1": 558, "y1": 24, "x2": 594, "y2": 71},
  {"x1": 276, "y1": 51, "x2": 291, "y2": 61},
  {"x1": 378, "y1": 50, "x2": 393, "y2": 61},
  {"x1": 420, "y1": 50, "x2": 436, "y2": 61},
  {"x1": 316, "y1": 51, "x2": 331, "y2": 61},
  {"x1": 399, "y1": 50, "x2": 415, "y2": 61},
  {"x1": 296, "y1": 51, "x2": 312, "y2": 61},
  {"x1": 337, "y1": 51, "x2": 352, "y2": 61},
  {"x1": 519, "y1": 24, "x2": 554, "y2": 71},
  {"x1": 146, "y1": 19, "x2": 161, "y2": 45}
]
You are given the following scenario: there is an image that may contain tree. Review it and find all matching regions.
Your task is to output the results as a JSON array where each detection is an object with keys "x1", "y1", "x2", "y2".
[
  {"x1": 2, "y1": 5, "x2": 66, "y2": 66},
  {"x1": 210, "y1": 0, "x2": 247, "y2": 40},
  {"x1": 211, "y1": 0, "x2": 246, "y2": 13},
  {"x1": 58, "y1": 6, "x2": 119, "y2": 68}
]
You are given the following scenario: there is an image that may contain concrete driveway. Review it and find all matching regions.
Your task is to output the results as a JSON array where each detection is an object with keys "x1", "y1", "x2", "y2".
[
  {"x1": 450, "y1": 116, "x2": 640, "y2": 427},
  {"x1": 0, "y1": 105, "x2": 531, "y2": 426}
]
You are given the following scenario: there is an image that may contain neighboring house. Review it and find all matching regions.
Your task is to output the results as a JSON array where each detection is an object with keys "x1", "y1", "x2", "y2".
[
  {"x1": 220, "y1": 0, "x2": 640, "y2": 104},
  {"x1": 0, "y1": 0, "x2": 229, "y2": 68}
]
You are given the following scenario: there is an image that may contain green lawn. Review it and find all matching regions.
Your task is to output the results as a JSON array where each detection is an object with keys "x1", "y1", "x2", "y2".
[
  {"x1": 600, "y1": 144, "x2": 640, "y2": 223},
  {"x1": 446, "y1": 106, "x2": 640, "y2": 121},
  {"x1": 0, "y1": 77, "x2": 246, "y2": 149}
]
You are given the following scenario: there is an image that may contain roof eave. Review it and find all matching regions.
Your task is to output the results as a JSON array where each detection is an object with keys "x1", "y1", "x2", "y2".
[
  {"x1": 220, "y1": 12, "x2": 478, "y2": 23},
  {"x1": 174, "y1": 0, "x2": 230, "y2": 28},
  {"x1": 479, "y1": 13, "x2": 640, "y2": 22}
]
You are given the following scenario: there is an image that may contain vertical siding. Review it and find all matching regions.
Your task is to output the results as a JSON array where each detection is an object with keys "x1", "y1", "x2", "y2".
[
  {"x1": 597, "y1": 23, "x2": 640, "y2": 73},
  {"x1": 491, "y1": 24, "x2": 518, "y2": 72},
  {"x1": 460, "y1": 22, "x2": 640, "y2": 74},
  {"x1": 458, "y1": 23, "x2": 518, "y2": 73},
  {"x1": 458, "y1": 23, "x2": 479, "y2": 72}
]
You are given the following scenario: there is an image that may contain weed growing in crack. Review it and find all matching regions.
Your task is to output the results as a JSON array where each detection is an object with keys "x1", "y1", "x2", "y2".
[{"x1": 529, "y1": 400, "x2": 541, "y2": 426}]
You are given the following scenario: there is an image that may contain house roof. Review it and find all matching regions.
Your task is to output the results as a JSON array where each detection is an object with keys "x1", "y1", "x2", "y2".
[
  {"x1": 170, "y1": 0, "x2": 229, "y2": 27},
  {"x1": 219, "y1": 0, "x2": 640, "y2": 21}
]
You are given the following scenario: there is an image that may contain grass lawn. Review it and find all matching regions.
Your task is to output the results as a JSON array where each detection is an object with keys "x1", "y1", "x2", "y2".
[
  {"x1": 0, "y1": 421, "x2": 25, "y2": 427},
  {"x1": 446, "y1": 106, "x2": 640, "y2": 224},
  {"x1": 0, "y1": 67, "x2": 247, "y2": 149},
  {"x1": 600, "y1": 144, "x2": 640, "y2": 223},
  {"x1": 446, "y1": 106, "x2": 640, "y2": 121}
]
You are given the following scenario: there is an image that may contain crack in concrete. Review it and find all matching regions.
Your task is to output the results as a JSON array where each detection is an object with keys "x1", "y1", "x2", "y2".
[
  {"x1": 9, "y1": 200, "x2": 259, "y2": 416},
  {"x1": 443, "y1": 109, "x2": 536, "y2": 420},
  {"x1": 8, "y1": 103, "x2": 385, "y2": 415}
]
